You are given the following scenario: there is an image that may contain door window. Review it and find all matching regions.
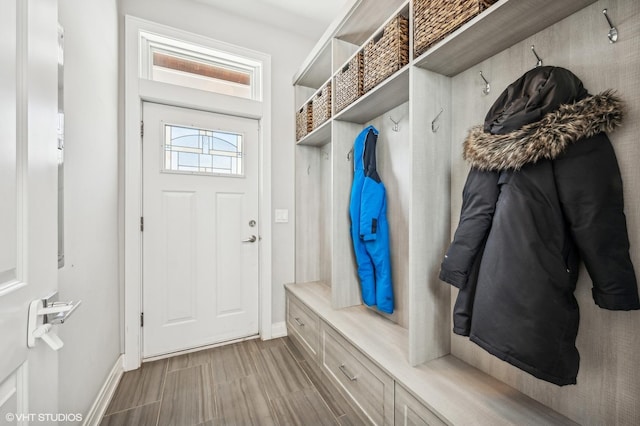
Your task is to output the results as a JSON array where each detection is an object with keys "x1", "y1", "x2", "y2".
[{"x1": 163, "y1": 124, "x2": 244, "y2": 176}]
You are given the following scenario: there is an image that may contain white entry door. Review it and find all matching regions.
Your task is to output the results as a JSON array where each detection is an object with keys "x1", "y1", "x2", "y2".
[
  {"x1": 0, "y1": 0, "x2": 61, "y2": 422},
  {"x1": 142, "y1": 102, "x2": 260, "y2": 357}
]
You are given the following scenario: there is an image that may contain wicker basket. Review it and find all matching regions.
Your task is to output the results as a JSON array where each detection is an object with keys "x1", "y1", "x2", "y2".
[
  {"x1": 414, "y1": 0, "x2": 497, "y2": 58},
  {"x1": 311, "y1": 82, "x2": 332, "y2": 130},
  {"x1": 295, "y1": 102, "x2": 312, "y2": 141},
  {"x1": 334, "y1": 52, "x2": 363, "y2": 113},
  {"x1": 363, "y1": 14, "x2": 409, "y2": 93}
]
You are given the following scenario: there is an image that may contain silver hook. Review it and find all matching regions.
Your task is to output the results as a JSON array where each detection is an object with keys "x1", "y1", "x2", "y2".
[
  {"x1": 479, "y1": 71, "x2": 490, "y2": 95},
  {"x1": 389, "y1": 116, "x2": 400, "y2": 132},
  {"x1": 531, "y1": 45, "x2": 543, "y2": 67},
  {"x1": 347, "y1": 147, "x2": 353, "y2": 161},
  {"x1": 602, "y1": 9, "x2": 618, "y2": 43},
  {"x1": 431, "y1": 108, "x2": 444, "y2": 133}
]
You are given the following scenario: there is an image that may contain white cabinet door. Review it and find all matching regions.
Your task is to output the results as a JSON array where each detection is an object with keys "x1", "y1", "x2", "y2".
[
  {"x1": 142, "y1": 102, "x2": 260, "y2": 357},
  {"x1": 0, "y1": 0, "x2": 61, "y2": 421}
]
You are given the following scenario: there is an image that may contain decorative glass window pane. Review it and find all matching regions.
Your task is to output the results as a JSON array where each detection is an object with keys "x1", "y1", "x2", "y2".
[{"x1": 164, "y1": 124, "x2": 243, "y2": 176}]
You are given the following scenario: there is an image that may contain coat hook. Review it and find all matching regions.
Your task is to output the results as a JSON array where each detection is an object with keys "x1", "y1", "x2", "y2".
[
  {"x1": 347, "y1": 147, "x2": 353, "y2": 161},
  {"x1": 531, "y1": 45, "x2": 543, "y2": 67},
  {"x1": 602, "y1": 9, "x2": 618, "y2": 43},
  {"x1": 431, "y1": 108, "x2": 444, "y2": 133},
  {"x1": 389, "y1": 116, "x2": 400, "y2": 132},
  {"x1": 479, "y1": 71, "x2": 490, "y2": 95}
]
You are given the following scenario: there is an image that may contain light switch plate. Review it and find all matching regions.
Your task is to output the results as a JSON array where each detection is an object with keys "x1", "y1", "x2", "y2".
[{"x1": 275, "y1": 209, "x2": 289, "y2": 223}]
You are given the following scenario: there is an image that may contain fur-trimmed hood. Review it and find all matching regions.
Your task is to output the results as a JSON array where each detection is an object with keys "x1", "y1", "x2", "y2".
[{"x1": 463, "y1": 77, "x2": 624, "y2": 171}]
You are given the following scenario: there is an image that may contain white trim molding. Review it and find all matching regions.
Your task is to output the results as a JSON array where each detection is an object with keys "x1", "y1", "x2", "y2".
[
  {"x1": 82, "y1": 356, "x2": 124, "y2": 426},
  {"x1": 270, "y1": 322, "x2": 287, "y2": 339},
  {"x1": 123, "y1": 16, "x2": 273, "y2": 371}
]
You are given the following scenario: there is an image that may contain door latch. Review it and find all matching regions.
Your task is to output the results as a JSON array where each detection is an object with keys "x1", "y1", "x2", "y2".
[{"x1": 27, "y1": 298, "x2": 82, "y2": 351}]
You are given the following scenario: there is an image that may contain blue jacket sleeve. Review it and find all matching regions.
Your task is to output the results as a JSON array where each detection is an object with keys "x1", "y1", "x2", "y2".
[{"x1": 359, "y1": 177, "x2": 385, "y2": 241}]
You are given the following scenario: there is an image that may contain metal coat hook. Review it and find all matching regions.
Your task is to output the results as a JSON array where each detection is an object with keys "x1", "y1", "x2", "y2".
[
  {"x1": 389, "y1": 116, "x2": 400, "y2": 132},
  {"x1": 602, "y1": 9, "x2": 618, "y2": 43},
  {"x1": 347, "y1": 147, "x2": 353, "y2": 161},
  {"x1": 531, "y1": 45, "x2": 543, "y2": 67},
  {"x1": 479, "y1": 71, "x2": 490, "y2": 95},
  {"x1": 431, "y1": 108, "x2": 444, "y2": 133}
]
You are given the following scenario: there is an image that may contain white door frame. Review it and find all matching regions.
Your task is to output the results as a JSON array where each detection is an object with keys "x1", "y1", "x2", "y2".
[{"x1": 123, "y1": 16, "x2": 273, "y2": 371}]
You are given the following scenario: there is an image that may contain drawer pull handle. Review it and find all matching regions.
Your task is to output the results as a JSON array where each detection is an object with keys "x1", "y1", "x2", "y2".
[
  {"x1": 339, "y1": 364, "x2": 357, "y2": 381},
  {"x1": 294, "y1": 317, "x2": 305, "y2": 327}
]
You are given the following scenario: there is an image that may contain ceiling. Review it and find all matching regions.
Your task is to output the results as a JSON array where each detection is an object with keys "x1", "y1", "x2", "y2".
[{"x1": 194, "y1": 0, "x2": 349, "y2": 40}]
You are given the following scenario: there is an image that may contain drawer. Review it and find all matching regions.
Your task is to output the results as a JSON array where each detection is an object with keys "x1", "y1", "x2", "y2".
[
  {"x1": 394, "y1": 384, "x2": 446, "y2": 426},
  {"x1": 286, "y1": 294, "x2": 320, "y2": 360},
  {"x1": 321, "y1": 324, "x2": 393, "y2": 425}
]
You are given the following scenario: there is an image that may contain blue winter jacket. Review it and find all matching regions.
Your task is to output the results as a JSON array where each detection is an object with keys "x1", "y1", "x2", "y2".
[{"x1": 349, "y1": 126, "x2": 394, "y2": 314}]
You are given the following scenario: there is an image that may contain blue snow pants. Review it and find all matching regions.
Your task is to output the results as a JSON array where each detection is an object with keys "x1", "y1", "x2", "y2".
[{"x1": 349, "y1": 125, "x2": 394, "y2": 314}]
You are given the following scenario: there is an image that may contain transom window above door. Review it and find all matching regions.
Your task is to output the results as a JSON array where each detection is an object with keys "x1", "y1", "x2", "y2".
[
  {"x1": 140, "y1": 31, "x2": 262, "y2": 100},
  {"x1": 163, "y1": 124, "x2": 244, "y2": 176}
]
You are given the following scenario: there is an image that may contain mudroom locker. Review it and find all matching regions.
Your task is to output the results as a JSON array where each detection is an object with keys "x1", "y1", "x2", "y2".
[{"x1": 289, "y1": 0, "x2": 640, "y2": 424}]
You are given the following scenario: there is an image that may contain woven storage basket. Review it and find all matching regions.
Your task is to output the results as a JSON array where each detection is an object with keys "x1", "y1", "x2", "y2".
[
  {"x1": 311, "y1": 82, "x2": 332, "y2": 130},
  {"x1": 334, "y1": 52, "x2": 363, "y2": 113},
  {"x1": 295, "y1": 102, "x2": 312, "y2": 141},
  {"x1": 363, "y1": 14, "x2": 409, "y2": 93},
  {"x1": 414, "y1": 0, "x2": 497, "y2": 58}
]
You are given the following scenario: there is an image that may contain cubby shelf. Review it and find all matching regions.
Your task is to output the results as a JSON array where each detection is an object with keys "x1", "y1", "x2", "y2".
[
  {"x1": 413, "y1": 0, "x2": 597, "y2": 75},
  {"x1": 334, "y1": 66, "x2": 410, "y2": 124},
  {"x1": 296, "y1": 0, "x2": 598, "y2": 137},
  {"x1": 296, "y1": 119, "x2": 332, "y2": 146},
  {"x1": 293, "y1": 0, "x2": 407, "y2": 87}
]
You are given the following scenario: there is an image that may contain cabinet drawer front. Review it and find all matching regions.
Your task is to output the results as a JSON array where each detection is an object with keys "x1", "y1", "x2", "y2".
[
  {"x1": 286, "y1": 294, "x2": 319, "y2": 358},
  {"x1": 322, "y1": 324, "x2": 393, "y2": 425},
  {"x1": 394, "y1": 384, "x2": 446, "y2": 426}
]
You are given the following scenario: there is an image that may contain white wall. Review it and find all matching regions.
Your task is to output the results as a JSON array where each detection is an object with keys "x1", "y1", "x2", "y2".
[
  {"x1": 118, "y1": 0, "x2": 316, "y2": 325},
  {"x1": 57, "y1": 0, "x2": 120, "y2": 421}
]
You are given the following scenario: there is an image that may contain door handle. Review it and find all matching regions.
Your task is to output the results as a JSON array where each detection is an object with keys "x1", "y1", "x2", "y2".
[{"x1": 242, "y1": 235, "x2": 257, "y2": 243}]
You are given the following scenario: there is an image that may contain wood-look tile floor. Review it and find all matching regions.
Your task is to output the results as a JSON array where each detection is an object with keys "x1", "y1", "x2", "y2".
[{"x1": 101, "y1": 337, "x2": 362, "y2": 426}]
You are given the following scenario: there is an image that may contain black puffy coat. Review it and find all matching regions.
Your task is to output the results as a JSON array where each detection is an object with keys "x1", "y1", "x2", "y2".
[{"x1": 440, "y1": 67, "x2": 640, "y2": 386}]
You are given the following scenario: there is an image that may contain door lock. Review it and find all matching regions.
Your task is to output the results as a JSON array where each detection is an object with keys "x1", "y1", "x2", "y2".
[{"x1": 249, "y1": 220, "x2": 256, "y2": 227}]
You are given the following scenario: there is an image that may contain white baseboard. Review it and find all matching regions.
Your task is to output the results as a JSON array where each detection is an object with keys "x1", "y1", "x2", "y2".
[
  {"x1": 271, "y1": 321, "x2": 287, "y2": 338},
  {"x1": 83, "y1": 355, "x2": 124, "y2": 426}
]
